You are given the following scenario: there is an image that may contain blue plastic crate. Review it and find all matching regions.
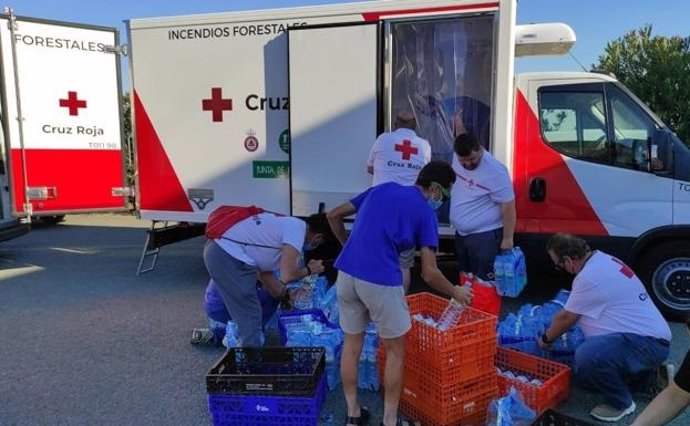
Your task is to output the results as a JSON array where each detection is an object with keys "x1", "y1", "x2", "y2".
[
  {"x1": 278, "y1": 309, "x2": 339, "y2": 345},
  {"x1": 208, "y1": 374, "x2": 327, "y2": 426}
]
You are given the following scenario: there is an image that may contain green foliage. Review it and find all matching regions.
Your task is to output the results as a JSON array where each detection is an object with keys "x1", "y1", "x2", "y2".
[
  {"x1": 594, "y1": 24, "x2": 690, "y2": 145},
  {"x1": 121, "y1": 93, "x2": 135, "y2": 191}
]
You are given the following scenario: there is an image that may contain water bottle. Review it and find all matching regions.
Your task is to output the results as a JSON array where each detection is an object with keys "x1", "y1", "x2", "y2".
[
  {"x1": 222, "y1": 321, "x2": 239, "y2": 348},
  {"x1": 493, "y1": 256, "x2": 505, "y2": 293},
  {"x1": 437, "y1": 298, "x2": 465, "y2": 332}
]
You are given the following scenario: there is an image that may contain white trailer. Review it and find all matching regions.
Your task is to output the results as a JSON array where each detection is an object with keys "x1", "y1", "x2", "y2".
[
  {"x1": 127, "y1": 0, "x2": 690, "y2": 318},
  {"x1": 0, "y1": 10, "x2": 127, "y2": 241}
]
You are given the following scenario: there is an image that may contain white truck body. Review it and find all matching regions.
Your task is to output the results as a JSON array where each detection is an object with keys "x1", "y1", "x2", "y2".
[
  {"x1": 123, "y1": 0, "x2": 690, "y2": 316},
  {"x1": 0, "y1": 13, "x2": 126, "y2": 241}
]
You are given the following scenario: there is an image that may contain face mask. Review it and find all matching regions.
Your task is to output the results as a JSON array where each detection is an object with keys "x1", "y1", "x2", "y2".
[
  {"x1": 427, "y1": 196, "x2": 443, "y2": 211},
  {"x1": 303, "y1": 235, "x2": 322, "y2": 252}
]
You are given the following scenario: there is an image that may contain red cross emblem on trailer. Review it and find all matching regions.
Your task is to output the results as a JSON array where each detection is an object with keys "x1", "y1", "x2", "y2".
[
  {"x1": 202, "y1": 87, "x2": 233, "y2": 122},
  {"x1": 394, "y1": 139, "x2": 418, "y2": 160},
  {"x1": 59, "y1": 91, "x2": 87, "y2": 116}
]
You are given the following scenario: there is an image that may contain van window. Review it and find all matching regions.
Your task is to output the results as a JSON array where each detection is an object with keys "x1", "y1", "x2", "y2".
[
  {"x1": 539, "y1": 91, "x2": 609, "y2": 163},
  {"x1": 539, "y1": 85, "x2": 660, "y2": 170},
  {"x1": 607, "y1": 85, "x2": 657, "y2": 169}
]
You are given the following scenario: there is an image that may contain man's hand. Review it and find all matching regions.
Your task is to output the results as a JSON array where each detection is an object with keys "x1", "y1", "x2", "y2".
[
  {"x1": 453, "y1": 285, "x2": 473, "y2": 307},
  {"x1": 500, "y1": 237, "x2": 514, "y2": 252},
  {"x1": 537, "y1": 333, "x2": 552, "y2": 350},
  {"x1": 306, "y1": 259, "x2": 324, "y2": 275}
]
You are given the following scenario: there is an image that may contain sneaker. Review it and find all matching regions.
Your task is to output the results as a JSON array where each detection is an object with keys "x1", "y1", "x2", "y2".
[
  {"x1": 658, "y1": 362, "x2": 676, "y2": 389},
  {"x1": 638, "y1": 362, "x2": 677, "y2": 399},
  {"x1": 590, "y1": 401, "x2": 636, "y2": 422},
  {"x1": 190, "y1": 328, "x2": 216, "y2": 345}
]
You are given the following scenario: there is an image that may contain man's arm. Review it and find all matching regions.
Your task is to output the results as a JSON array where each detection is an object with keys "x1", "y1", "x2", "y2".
[
  {"x1": 500, "y1": 200, "x2": 516, "y2": 251},
  {"x1": 419, "y1": 247, "x2": 472, "y2": 305},
  {"x1": 327, "y1": 201, "x2": 357, "y2": 246},
  {"x1": 538, "y1": 309, "x2": 580, "y2": 349},
  {"x1": 258, "y1": 271, "x2": 286, "y2": 299},
  {"x1": 277, "y1": 244, "x2": 306, "y2": 283},
  {"x1": 631, "y1": 381, "x2": 690, "y2": 426}
]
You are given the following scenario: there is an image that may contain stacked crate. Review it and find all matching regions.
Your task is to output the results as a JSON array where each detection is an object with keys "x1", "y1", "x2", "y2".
[
  {"x1": 206, "y1": 347, "x2": 326, "y2": 426},
  {"x1": 379, "y1": 292, "x2": 499, "y2": 426},
  {"x1": 495, "y1": 347, "x2": 572, "y2": 414}
]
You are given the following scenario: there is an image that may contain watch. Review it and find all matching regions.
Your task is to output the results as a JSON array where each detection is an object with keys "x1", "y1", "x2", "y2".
[{"x1": 541, "y1": 332, "x2": 554, "y2": 344}]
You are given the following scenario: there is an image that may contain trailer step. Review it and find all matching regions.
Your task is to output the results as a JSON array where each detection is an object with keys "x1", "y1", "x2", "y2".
[{"x1": 136, "y1": 221, "x2": 205, "y2": 275}]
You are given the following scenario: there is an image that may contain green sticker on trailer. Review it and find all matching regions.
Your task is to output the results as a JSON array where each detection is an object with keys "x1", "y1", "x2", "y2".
[{"x1": 253, "y1": 161, "x2": 290, "y2": 178}]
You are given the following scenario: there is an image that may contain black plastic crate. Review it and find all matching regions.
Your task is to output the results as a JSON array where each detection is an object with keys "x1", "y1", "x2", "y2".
[
  {"x1": 531, "y1": 409, "x2": 596, "y2": 426},
  {"x1": 206, "y1": 346, "x2": 325, "y2": 396}
]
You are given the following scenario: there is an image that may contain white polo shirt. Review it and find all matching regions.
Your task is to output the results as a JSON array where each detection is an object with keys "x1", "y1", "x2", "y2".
[
  {"x1": 565, "y1": 251, "x2": 671, "y2": 340},
  {"x1": 216, "y1": 212, "x2": 305, "y2": 272},
  {"x1": 367, "y1": 128, "x2": 431, "y2": 187},
  {"x1": 450, "y1": 149, "x2": 514, "y2": 236}
]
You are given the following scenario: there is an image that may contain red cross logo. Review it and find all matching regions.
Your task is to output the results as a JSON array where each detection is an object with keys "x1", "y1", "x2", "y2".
[
  {"x1": 202, "y1": 87, "x2": 233, "y2": 122},
  {"x1": 59, "y1": 91, "x2": 87, "y2": 116},
  {"x1": 394, "y1": 139, "x2": 418, "y2": 160}
]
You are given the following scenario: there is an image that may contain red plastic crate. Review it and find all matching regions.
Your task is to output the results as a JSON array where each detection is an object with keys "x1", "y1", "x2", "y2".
[
  {"x1": 399, "y1": 386, "x2": 495, "y2": 426},
  {"x1": 406, "y1": 293, "x2": 497, "y2": 363},
  {"x1": 400, "y1": 372, "x2": 497, "y2": 423},
  {"x1": 495, "y1": 347, "x2": 572, "y2": 414},
  {"x1": 379, "y1": 346, "x2": 496, "y2": 386}
]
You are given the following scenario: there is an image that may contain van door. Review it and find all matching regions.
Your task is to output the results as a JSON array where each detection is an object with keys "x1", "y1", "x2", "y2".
[
  {"x1": 288, "y1": 23, "x2": 380, "y2": 216},
  {"x1": 0, "y1": 15, "x2": 126, "y2": 217},
  {"x1": 515, "y1": 79, "x2": 673, "y2": 247}
]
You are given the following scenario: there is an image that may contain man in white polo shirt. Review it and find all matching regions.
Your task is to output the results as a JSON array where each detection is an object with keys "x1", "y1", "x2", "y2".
[
  {"x1": 450, "y1": 132, "x2": 516, "y2": 283},
  {"x1": 539, "y1": 233, "x2": 672, "y2": 423},
  {"x1": 367, "y1": 110, "x2": 432, "y2": 293}
]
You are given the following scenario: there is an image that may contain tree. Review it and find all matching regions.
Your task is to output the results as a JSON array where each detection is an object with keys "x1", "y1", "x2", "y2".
[
  {"x1": 121, "y1": 93, "x2": 135, "y2": 204},
  {"x1": 594, "y1": 24, "x2": 690, "y2": 145}
]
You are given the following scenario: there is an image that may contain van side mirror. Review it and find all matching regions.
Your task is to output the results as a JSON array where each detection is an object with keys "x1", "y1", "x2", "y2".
[{"x1": 649, "y1": 129, "x2": 674, "y2": 172}]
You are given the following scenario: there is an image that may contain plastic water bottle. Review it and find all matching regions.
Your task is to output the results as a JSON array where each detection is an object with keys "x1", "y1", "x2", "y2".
[
  {"x1": 493, "y1": 256, "x2": 505, "y2": 293},
  {"x1": 222, "y1": 321, "x2": 239, "y2": 347},
  {"x1": 437, "y1": 298, "x2": 465, "y2": 332}
]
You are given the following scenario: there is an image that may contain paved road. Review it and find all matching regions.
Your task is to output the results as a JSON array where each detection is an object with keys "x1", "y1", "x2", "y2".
[{"x1": 0, "y1": 213, "x2": 688, "y2": 425}]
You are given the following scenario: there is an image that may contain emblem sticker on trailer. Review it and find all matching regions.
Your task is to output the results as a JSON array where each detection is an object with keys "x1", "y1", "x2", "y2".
[{"x1": 252, "y1": 161, "x2": 289, "y2": 179}]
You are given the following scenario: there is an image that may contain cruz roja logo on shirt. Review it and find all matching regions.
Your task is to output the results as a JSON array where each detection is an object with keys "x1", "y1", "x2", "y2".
[{"x1": 386, "y1": 160, "x2": 421, "y2": 170}]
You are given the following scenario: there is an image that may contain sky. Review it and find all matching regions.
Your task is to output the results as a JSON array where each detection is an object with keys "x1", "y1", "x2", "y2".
[{"x1": 10, "y1": 0, "x2": 690, "y2": 89}]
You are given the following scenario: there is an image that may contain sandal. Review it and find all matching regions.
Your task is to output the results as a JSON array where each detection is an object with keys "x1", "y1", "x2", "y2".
[{"x1": 346, "y1": 407, "x2": 370, "y2": 425}]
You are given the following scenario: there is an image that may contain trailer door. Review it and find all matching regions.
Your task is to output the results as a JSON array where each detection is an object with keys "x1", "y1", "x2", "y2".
[
  {"x1": 288, "y1": 23, "x2": 380, "y2": 216},
  {"x1": 0, "y1": 15, "x2": 126, "y2": 217}
]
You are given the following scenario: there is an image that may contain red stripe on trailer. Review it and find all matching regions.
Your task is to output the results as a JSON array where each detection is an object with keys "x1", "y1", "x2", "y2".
[
  {"x1": 134, "y1": 91, "x2": 193, "y2": 212},
  {"x1": 513, "y1": 90, "x2": 608, "y2": 236},
  {"x1": 11, "y1": 148, "x2": 124, "y2": 212},
  {"x1": 362, "y1": 2, "x2": 499, "y2": 21}
]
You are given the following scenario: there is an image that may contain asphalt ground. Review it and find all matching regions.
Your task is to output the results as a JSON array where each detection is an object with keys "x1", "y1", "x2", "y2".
[{"x1": 0, "y1": 213, "x2": 688, "y2": 426}]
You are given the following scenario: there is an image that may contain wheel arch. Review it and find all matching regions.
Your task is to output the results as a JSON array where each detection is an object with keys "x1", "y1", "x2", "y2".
[{"x1": 628, "y1": 226, "x2": 690, "y2": 267}]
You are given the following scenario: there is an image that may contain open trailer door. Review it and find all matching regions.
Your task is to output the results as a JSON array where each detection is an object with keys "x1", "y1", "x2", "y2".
[
  {"x1": 288, "y1": 23, "x2": 380, "y2": 216},
  {"x1": 0, "y1": 12, "x2": 127, "y2": 219}
]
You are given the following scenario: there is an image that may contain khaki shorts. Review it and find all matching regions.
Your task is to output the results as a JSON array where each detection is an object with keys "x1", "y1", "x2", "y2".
[
  {"x1": 399, "y1": 249, "x2": 415, "y2": 269},
  {"x1": 336, "y1": 271, "x2": 412, "y2": 339}
]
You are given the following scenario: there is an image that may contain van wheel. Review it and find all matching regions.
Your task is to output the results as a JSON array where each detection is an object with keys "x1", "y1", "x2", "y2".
[{"x1": 636, "y1": 241, "x2": 690, "y2": 321}]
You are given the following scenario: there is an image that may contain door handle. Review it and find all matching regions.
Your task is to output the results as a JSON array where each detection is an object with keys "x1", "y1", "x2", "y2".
[{"x1": 529, "y1": 177, "x2": 546, "y2": 202}]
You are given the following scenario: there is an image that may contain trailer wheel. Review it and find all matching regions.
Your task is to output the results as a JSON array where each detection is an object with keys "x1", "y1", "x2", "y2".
[
  {"x1": 637, "y1": 241, "x2": 690, "y2": 321},
  {"x1": 38, "y1": 215, "x2": 65, "y2": 225}
]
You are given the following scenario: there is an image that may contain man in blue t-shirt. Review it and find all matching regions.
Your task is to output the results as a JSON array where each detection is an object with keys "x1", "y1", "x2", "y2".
[{"x1": 327, "y1": 161, "x2": 473, "y2": 426}]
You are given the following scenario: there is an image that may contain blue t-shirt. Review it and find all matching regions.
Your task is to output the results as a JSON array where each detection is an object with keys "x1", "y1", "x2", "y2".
[{"x1": 334, "y1": 182, "x2": 438, "y2": 286}]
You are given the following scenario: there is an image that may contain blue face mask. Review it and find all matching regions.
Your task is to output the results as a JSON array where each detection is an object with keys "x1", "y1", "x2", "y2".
[
  {"x1": 303, "y1": 235, "x2": 321, "y2": 252},
  {"x1": 427, "y1": 196, "x2": 443, "y2": 211}
]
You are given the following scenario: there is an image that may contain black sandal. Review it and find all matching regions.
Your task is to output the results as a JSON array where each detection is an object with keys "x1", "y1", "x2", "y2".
[
  {"x1": 379, "y1": 415, "x2": 412, "y2": 426},
  {"x1": 346, "y1": 407, "x2": 370, "y2": 425}
]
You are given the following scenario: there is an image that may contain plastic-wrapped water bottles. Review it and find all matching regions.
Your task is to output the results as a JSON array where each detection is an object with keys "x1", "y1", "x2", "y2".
[
  {"x1": 222, "y1": 321, "x2": 239, "y2": 348},
  {"x1": 494, "y1": 247, "x2": 528, "y2": 297},
  {"x1": 437, "y1": 298, "x2": 465, "y2": 332}
]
